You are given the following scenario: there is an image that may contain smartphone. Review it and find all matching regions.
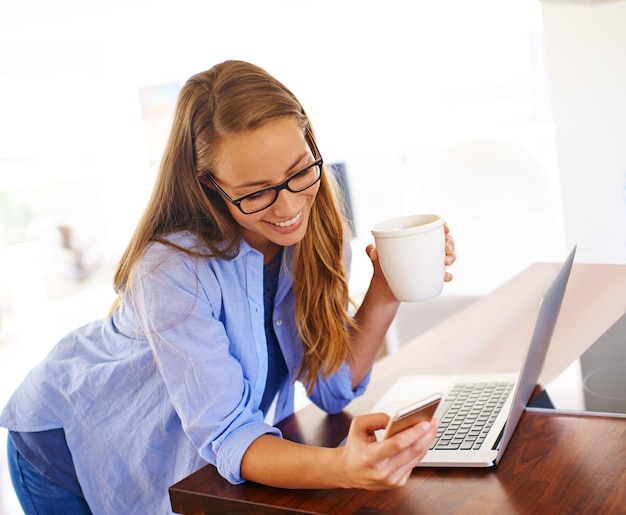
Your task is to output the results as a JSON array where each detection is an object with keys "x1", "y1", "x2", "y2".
[{"x1": 382, "y1": 392, "x2": 443, "y2": 440}]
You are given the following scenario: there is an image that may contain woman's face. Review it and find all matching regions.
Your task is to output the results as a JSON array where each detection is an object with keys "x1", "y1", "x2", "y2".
[{"x1": 211, "y1": 118, "x2": 321, "y2": 256}]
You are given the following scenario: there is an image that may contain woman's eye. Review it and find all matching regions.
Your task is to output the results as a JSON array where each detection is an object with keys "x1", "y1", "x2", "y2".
[
  {"x1": 295, "y1": 165, "x2": 314, "y2": 178},
  {"x1": 246, "y1": 190, "x2": 268, "y2": 201}
]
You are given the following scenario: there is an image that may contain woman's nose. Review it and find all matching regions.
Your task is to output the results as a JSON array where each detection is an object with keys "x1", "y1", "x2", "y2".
[{"x1": 272, "y1": 188, "x2": 300, "y2": 215}]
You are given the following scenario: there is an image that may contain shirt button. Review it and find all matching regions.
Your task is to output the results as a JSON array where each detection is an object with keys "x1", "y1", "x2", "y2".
[{"x1": 275, "y1": 319, "x2": 283, "y2": 326}]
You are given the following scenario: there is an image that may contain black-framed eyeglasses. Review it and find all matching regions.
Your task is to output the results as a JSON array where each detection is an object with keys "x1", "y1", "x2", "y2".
[{"x1": 206, "y1": 129, "x2": 323, "y2": 215}]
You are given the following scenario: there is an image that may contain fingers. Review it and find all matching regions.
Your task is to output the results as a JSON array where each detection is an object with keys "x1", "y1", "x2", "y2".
[
  {"x1": 375, "y1": 419, "x2": 439, "y2": 485},
  {"x1": 380, "y1": 419, "x2": 439, "y2": 458},
  {"x1": 445, "y1": 238, "x2": 456, "y2": 265},
  {"x1": 445, "y1": 238, "x2": 456, "y2": 282},
  {"x1": 371, "y1": 418, "x2": 439, "y2": 481},
  {"x1": 444, "y1": 223, "x2": 456, "y2": 280},
  {"x1": 342, "y1": 414, "x2": 439, "y2": 490}
]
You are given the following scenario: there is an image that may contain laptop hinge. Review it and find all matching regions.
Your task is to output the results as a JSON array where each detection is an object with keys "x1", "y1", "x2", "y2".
[{"x1": 492, "y1": 424, "x2": 506, "y2": 450}]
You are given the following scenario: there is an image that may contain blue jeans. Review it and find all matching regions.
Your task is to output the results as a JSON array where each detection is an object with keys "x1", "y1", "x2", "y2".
[{"x1": 7, "y1": 435, "x2": 92, "y2": 515}]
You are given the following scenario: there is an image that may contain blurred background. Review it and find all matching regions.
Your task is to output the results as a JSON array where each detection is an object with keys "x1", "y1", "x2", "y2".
[{"x1": 1, "y1": 0, "x2": 625, "y2": 512}]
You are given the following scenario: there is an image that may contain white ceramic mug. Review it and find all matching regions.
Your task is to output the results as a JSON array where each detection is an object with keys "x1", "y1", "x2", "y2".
[{"x1": 371, "y1": 213, "x2": 445, "y2": 302}]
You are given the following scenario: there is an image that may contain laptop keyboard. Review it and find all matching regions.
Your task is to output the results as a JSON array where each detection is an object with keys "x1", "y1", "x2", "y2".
[{"x1": 431, "y1": 381, "x2": 515, "y2": 451}]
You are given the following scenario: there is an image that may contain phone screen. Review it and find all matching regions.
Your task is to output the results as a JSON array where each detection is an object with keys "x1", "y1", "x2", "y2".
[{"x1": 382, "y1": 392, "x2": 442, "y2": 439}]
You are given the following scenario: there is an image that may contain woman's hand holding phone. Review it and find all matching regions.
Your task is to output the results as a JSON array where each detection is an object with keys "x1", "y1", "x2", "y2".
[{"x1": 335, "y1": 393, "x2": 441, "y2": 490}]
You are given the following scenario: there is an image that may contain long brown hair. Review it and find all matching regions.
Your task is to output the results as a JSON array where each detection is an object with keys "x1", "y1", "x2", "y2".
[{"x1": 113, "y1": 60, "x2": 355, "y2": 391}]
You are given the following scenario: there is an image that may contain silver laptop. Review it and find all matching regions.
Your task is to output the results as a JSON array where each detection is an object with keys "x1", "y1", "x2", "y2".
[{"x1": 373, "y1": 246, "x2": 576, "y2": 467}]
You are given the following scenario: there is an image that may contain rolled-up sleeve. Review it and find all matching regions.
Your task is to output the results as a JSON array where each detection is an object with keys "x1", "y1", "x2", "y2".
[{"x1": 308, "y1": 363, "x2": 371, "y2": 415}]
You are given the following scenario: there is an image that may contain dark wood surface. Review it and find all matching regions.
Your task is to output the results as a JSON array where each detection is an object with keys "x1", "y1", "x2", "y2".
[
  {"x1": 169, "y1": 263, "x2": 626, "y2": 514},
  {"x1": 170, "y1": 410, "x2": 626, "y2": 514}
]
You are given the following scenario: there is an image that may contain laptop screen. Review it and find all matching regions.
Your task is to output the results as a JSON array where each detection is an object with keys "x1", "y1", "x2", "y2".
[{"x1": 494, "y1": 245, "x2": 576, "y2": 461}]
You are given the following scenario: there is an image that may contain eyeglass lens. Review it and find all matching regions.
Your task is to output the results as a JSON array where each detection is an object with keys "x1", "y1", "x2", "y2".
[{"x1": 239, "y1": 163, "x2": 321, "y2": 213}]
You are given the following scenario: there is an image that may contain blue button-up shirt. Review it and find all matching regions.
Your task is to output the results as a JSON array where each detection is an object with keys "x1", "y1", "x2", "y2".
[{"x1": 0, "y1": 231, "x2": 370, "y2": 514}]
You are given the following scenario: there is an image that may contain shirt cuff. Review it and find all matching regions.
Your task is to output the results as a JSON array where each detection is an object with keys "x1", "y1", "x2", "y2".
[{"x1": 212, "y1": 422, "x2": 282, "y2": 484}]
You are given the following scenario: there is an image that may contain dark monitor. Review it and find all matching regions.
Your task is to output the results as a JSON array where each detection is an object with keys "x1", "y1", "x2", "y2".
[
  {"x1": 328, "y1": 162, "x2": 356, "y2": 237},
  {"x1": 527, "y1": 310, "x2": 626, "y2": 418}
]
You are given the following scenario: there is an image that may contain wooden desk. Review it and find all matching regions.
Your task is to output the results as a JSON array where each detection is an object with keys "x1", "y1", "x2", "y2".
[{"x1": 170, "y1": 263, "x2": 626, "y2": 514}]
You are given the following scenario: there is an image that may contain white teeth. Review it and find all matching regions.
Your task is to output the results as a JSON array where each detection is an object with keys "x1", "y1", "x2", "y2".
[{"x1": 272, "y1": 211, "x2": 302, "y2": 227}]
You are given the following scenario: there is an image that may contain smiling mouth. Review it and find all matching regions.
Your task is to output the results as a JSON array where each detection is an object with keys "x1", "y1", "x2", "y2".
[{"x1": 269, "y1": 210, "x2": 303, "y2": 228}]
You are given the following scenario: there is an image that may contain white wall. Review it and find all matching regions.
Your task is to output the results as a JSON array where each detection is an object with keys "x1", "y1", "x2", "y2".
[
  {"x1": 541, "y1": 1, "x2": 626, "y2": 263},
  {"x1": 0, "y1": 0, "x2": 571, "y2": 301}
]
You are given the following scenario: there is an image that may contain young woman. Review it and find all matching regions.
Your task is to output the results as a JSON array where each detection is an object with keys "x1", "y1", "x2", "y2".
[{"x1": 1, "y1": 60, "x2": 456, "y2": 514}]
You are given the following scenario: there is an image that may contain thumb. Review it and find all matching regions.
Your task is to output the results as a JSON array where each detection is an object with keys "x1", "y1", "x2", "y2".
[
  {"x1": 349, "y1": 412, "x2": 390, "y2": 439},
  {"x1": 365, "y1": 244, "x2": 378, "y2": 262}
]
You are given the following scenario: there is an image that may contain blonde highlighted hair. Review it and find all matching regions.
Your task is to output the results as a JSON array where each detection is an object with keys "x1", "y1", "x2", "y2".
[{"x1": 113, "y1": 60, "x2": 355, "y2": 391}]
